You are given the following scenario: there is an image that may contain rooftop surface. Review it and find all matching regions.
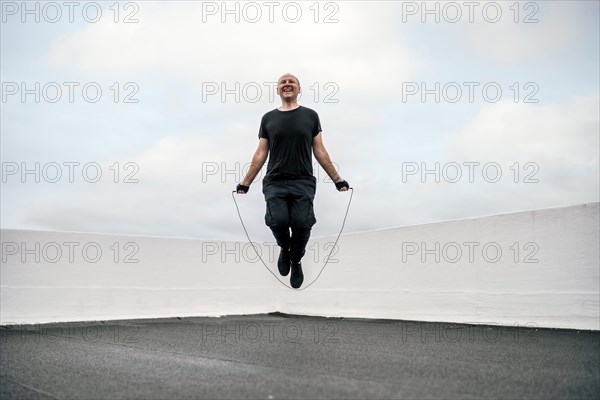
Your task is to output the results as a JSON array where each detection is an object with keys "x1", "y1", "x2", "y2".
[{"x1": 1, "y1": 313, "x2": 598, "y2": 399}]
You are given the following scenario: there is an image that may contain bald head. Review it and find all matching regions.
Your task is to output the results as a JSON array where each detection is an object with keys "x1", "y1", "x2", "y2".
[
  {"x1": 278, "y1": 73, "x2": 300, "y2": 88},
  {"x1": 276, "y1": 73, "x2": 302, "y2": 105}
]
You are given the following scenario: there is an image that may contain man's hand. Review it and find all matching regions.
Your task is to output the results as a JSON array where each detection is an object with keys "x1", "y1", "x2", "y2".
[
  {"x1": 236, "y1": 183, "x2": 250, "y2": 194},
  {"x1": 334, "y1": 179, "x2": 349, "y2": 192}
]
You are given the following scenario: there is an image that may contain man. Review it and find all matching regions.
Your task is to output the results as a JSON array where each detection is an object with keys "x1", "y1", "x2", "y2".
[{"x1": 236, "y1": 73, "x2": 349, "y2": 289}]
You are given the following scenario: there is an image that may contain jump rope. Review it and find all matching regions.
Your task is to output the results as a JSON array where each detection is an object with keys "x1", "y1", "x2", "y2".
[{"x1": 231, "y1": 187, "x2": 354, "y2": 290}]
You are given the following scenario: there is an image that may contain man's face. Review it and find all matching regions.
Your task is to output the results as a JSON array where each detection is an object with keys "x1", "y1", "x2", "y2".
[{"x1": 277, "y1": 75, "x2": 300, "y2": 101}]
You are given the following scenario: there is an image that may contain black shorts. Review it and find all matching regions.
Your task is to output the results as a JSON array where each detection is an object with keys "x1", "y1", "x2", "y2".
[{"x1": 262, "y1": 178, "x2": 317, "y2": 229}]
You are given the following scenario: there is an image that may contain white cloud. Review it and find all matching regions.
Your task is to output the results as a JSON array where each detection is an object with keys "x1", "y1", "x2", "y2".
[
  {"x1": 15, "y1": 94, "x2": 597, "y2": 238},
  {"x1": 4, "y1": 1, "x2": 597, "y2": 238},
  {"x1": 9, "y1": 103, "x2": 378, "y2": 239},
  {"x1": 455, "y1": 95, "x2": 598, "y2": 168},
  {"x1": 445, "y1": 1, "x2": 584, "y2": 63},
  {"x1": 447, "y1": 95, "x2": 599, "y2": 210},
  {"x1": 44, "y1": 2, "x2": 426, "y2": 96}
]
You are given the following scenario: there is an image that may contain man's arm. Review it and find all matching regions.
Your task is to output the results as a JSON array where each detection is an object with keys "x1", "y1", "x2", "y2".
[
  {"x1": 238, "y1": 138, "x2": 269, "y2": 193},
  {"x1": 313, "y1": 132, "x2": 348, "y2": 191}
]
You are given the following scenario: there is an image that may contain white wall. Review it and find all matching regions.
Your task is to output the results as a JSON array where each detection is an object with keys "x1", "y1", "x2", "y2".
[{"x1": 1, "y1": 203, "x2": 598, "y2": 330}]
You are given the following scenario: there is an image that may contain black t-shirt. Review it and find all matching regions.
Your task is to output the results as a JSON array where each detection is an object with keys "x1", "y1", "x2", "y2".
[{"x1": 258, "y1": 105, "x2": 321, "y2": 182}]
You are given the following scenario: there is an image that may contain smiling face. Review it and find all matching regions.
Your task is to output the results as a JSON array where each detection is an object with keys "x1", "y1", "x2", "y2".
[{"x1": 276, "y1": 73, "x2": 301, "y2": 103}]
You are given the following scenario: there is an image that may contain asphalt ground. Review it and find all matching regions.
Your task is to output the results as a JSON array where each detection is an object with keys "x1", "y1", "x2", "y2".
[{"x1": 1, "y1": 313, "x2": 598, "y2": 399}]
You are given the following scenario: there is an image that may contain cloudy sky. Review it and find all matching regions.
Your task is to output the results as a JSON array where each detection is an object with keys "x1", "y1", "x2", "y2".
[{"x1": 1, "y1": 0, "x2": 598, "y2": 241}]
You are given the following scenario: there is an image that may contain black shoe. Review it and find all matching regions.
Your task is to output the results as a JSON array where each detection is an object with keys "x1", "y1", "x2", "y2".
[
  {"x1": 278, "y1": 248, "x2": 291, "y2": 276},
  {"x1": 290, "y1": 262, "x2": 304, "y2": 289}
]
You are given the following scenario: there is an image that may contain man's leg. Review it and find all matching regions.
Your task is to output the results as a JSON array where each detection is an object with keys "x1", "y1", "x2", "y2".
[
  {"x1": 263, "y1": 180, "x2": 293, "y2": 276},
  {"x1": 288, "y1": 179, "x2": 317, "y2": 264},
  {"x1": 290, "y1": 228, "x2": 311, "y2": 264},
  {"x1": 262, "y1": 180, "x2": 291, "y2": 249}
]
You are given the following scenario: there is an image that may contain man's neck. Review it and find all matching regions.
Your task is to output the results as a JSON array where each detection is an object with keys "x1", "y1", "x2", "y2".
[{"x1": 278, "y1": 101, "x2": 299, "y2": 111}]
